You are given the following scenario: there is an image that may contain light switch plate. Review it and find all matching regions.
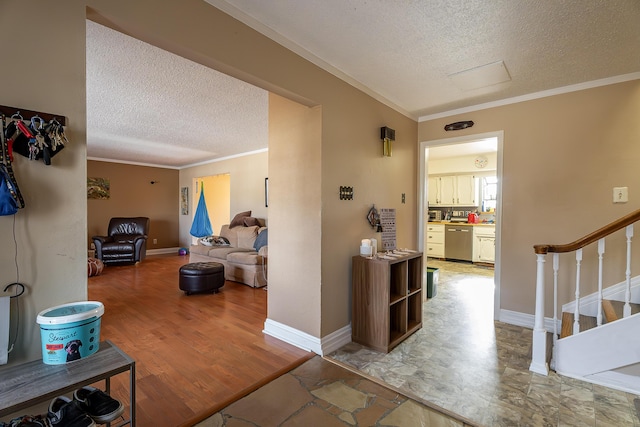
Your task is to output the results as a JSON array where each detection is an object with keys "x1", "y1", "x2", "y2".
[{"x1": 613, "y1": 187, "x2": 628, "y2": 203}]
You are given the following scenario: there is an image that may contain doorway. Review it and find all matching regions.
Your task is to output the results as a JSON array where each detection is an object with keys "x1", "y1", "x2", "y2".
[{"x1": 418, "y1": 131, "x2": 504, "y2": 320}]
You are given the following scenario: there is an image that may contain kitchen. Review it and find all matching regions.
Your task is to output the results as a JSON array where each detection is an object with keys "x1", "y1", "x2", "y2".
[{"x1": 426, "y1": 138, "x2": 498, "y2": 266}]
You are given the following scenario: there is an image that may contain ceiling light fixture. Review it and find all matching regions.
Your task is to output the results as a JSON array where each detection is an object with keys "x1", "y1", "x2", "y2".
[{"x1": 444, "y1": 121, "x2": 474, "y2": 131}]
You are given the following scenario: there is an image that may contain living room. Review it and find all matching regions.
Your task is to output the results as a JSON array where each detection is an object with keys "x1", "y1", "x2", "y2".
[{"x1": 2, "y1": 1, "x2": 640, "y2": 424}]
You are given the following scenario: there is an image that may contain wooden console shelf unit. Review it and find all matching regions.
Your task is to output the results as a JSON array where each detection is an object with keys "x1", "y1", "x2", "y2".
[
  {"x1": 352, "y1": 252, "x2": 423, "y2": 353},
  {"x1": 0, "y1": 340, "x2": 135, "y2": 426}
]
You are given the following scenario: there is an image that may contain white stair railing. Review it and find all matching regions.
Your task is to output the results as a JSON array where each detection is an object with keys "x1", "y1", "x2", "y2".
[
  {"x1": 597, "y1": 239, "x2": 604, "y2": 326},
  {"x1": 530, "y1": 210, "x2": 640, "y2": 376},
  {"x1": 573, "y1": 249, "x2": 582, "y2": 335},
  {"x1": 530, "y1": 253, "x2": 548, "y2": 375},
  {"x1": 624, "y1": 225, "x2": 633, "y2": 318},
  {"x1": 550, "y1": 253, "x2": 559, "y2": 370}
]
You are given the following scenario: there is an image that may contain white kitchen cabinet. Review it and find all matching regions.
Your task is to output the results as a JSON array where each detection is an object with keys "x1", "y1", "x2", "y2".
[
  {"x1": 427, "y1": 175, "x2": 478, "y2": 207},
  {"x1": 455, "y1": 175, "x2": 478, "y2": 206},
  {"x1": 427, "y1": 176, "x2": 440, "y2": 205},
  {"x1": 439, "y1": 176, "x2": 456, "y2": 205},
  {"x1": 426, "y1": 223, "x2": 445, "y2": 258},
  {"x1": 473, "y1": 225, "x2": 495, "y2": 264}
]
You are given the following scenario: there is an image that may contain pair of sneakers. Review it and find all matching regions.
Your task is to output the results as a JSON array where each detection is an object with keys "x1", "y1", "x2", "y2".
[{"x1": 47, "y1": 386, "x2": 124, "y2": 427}]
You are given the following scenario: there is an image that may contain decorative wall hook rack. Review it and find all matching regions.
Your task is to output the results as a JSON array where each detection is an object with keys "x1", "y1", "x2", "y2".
[{"x1": 0, "y1": 105, "x2": 66, "y2": 126}]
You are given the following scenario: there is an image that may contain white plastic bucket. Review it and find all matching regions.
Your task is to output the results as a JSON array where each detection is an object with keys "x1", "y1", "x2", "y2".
[{"x1": 36, "y1": 301, "x2": 104, "y2": 365}]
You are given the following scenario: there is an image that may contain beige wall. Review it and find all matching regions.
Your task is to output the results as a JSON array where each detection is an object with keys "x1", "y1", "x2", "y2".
[
  {"x1": 0, "y1": 1, "x2": 88, "y2": 364},
  {"x1": 87, "y1": 161, "x2": 179, "y2": 248},
  {"x1": 268, "y1": 94, "x2": 322, "y2": 336},
  {"x1": 419, "y1": 80, "x2": 640, "y2": 315}
]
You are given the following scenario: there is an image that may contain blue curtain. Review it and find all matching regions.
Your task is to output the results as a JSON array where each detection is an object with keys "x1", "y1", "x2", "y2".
[{"x1": 190, "y1": 182, "x2": 213, "y2": 237}]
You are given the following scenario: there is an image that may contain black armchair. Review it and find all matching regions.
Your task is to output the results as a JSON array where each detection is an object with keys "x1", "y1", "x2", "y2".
[{"x1": 92, "y1": 217, "x2": 150, "y2": 266}]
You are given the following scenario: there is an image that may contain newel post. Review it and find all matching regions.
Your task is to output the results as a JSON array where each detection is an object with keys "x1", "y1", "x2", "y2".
[{"x1": 530, "y1": 253, "x2": 549, "y2": 375}]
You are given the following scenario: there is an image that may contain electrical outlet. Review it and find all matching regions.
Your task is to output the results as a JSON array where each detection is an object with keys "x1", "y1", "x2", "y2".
[{"x1": 153, "y1": 238, "x2": 158, "y2": 244}]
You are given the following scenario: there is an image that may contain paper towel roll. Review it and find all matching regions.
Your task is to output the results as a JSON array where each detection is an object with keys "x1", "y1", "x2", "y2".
[{"x1": 0, "y1": 296, "x2": 9, "y2": 365}]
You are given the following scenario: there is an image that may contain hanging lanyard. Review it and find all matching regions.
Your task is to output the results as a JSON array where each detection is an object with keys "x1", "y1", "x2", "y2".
[{"x1": 1, "y1": 114, "x2": 25, "y2": 209}]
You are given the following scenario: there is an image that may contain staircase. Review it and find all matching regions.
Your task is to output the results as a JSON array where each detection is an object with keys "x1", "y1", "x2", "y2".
[
  {"x1": 530, "y1": 209, "x2": 640, "y2": 394},
  {"x1": 560, "y1": 300, "x2": 640, "y2": 338}
]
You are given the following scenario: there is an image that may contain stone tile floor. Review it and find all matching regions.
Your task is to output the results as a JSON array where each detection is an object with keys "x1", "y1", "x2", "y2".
[
  {"x1": 196, "y1": 259, "x2": 640, "y2": 426},
  {"x1": 196, "y1": 355, "x2": 471, "y2": 426},
  {"x1": 328, "y1": 259, "x2": 640, "y2": 426}
]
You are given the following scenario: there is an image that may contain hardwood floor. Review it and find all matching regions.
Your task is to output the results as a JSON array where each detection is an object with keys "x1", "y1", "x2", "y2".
[{"x1": 88, "y1": 254, "x2": 312, "y2": 426}]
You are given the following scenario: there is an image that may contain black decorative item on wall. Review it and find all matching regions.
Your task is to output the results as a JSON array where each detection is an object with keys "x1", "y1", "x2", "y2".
[
  {"x1": 444, "y1": 120, "x2": 474, "y2": 131},
  {"x1": 340, "y1": 186, "x2": 353, "y2": 200}
]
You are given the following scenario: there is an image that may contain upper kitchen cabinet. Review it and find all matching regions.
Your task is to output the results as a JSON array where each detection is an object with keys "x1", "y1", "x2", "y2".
[
  {"x1": 455, "y1": 175, "x2": 478, "y2": 206},
  {"x1": 428, "y1": 175, "x2": 479, "y2": 207}
]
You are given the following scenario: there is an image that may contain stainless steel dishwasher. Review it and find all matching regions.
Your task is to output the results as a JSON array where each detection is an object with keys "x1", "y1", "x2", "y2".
[{"x1": 445, "y1": 225, "x2": 473, "y2": 261}]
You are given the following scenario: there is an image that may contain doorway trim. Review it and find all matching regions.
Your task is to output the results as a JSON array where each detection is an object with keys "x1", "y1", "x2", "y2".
[{"x1": 418, "y1": 130, "x2": 504, "y2": 320}]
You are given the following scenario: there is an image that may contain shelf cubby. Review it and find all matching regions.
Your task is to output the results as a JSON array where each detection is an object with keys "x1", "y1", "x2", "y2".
[{"x1": 351, "y1": 252, "x2": 423, "y2": 353}]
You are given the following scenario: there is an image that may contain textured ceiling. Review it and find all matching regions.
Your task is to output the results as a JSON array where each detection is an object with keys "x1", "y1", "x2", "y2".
[
  {"x1": 87, "y1": 1, "x2": 640, "y2": 168},
  {"x1": 212, "y1": 0, "x2": 640, "y2": 118},
  {"x1": 86, "y1": 21, "x2": 268, "y2": 169}
]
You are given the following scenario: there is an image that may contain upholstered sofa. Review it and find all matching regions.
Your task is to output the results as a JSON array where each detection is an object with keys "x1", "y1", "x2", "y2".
[{"x1": 189, "y1": 223, "x2": 268, "y2": 288}]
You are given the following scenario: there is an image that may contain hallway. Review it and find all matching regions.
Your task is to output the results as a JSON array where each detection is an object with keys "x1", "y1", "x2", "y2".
[{"x1": 328, "y1": 259, "x2": 640, "y2": 426}]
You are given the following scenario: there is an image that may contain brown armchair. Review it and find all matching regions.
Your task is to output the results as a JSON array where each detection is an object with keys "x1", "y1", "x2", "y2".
[{"x1": 92, "y1": 217, "x2": 150, "y2": 266}]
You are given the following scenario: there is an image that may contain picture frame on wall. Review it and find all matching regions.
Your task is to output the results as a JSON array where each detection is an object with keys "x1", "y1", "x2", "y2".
[
  {"x1": 87, "y1": 177, "x2": 110, "y2": 200},
  {"x1": 180, "y1": 187, "x2": 189, "y2": 215},
  {"x1": 265, "y1": 177, "x2": 269, "y2": 207}
]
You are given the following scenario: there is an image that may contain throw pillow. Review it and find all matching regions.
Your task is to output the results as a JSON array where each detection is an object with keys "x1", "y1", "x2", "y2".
[
  {"x1": 243, "y1": 216, "x2": 260, "y2": 227},
  {"x1": 253, "y1": 228, "x2": 268, "y2": 251},
  {"x1": 201, "y1": 235, "x2": 230, "y2": 246},
  {"x1": 230, "y1": 210, "x2": 251, "y2": 228}
]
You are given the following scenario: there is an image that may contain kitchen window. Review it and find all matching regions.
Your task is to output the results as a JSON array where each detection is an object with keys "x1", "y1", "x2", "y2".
[{"x1": 482, "y1": 176, "x2": 498, "y2": 212}]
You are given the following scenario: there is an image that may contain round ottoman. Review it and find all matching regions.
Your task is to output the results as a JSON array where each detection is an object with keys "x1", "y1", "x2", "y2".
[{"x1": 179, "y1": 262, "x2": 225, "y2": 295}]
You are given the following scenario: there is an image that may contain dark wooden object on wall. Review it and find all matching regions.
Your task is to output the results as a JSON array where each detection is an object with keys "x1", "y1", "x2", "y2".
[{"x1": 0, "y1": 104, "x2": 67, "y2": 126}]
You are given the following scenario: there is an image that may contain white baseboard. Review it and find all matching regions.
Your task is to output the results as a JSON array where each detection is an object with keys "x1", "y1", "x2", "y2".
[
  {"x1": 319, "y1": 324, "x2": 352, "y2": 355},
  {"x1": 263, "y1": 318, "x2": 352, "y2": 356},
  {"x1": 147, "y1": 247, "x2": 181, "y2": 255},
  {"x1": 263, "y1": 310, "x2": 552, "y2": 358},
  {"x1": 499, "y1": 309, "x2": 559, "y2": 332}
]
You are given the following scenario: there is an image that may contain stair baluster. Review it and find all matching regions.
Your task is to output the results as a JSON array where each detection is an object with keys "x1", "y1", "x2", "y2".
[
  {"x1": 551, "y1": 253, "x2": 559, "y2": 369},
  {"x1": 624, "y1": 225, "x2": 633, "y2": 317},
  {"x1": 597, "y1": 239, "x2": 604, "y2": 326},
  {"x1": 573, "y1": 249, "x2": 582, "y2": 335}
]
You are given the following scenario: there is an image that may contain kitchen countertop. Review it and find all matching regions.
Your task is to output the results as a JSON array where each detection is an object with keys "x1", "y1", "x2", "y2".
[{"x1": 428, "y1": 221, "x2": 495, "y2": 227}]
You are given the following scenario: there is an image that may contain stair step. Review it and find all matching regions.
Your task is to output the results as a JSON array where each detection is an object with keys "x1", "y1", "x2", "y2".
[
  {"x1": 560, "y1": 312, "x2": 597, "y2": 338},
  {"x1": 602, "y1": 299, "x2": 640, "y2": 323}
]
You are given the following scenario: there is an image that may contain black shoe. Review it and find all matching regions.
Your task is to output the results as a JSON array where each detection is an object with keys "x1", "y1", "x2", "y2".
[
  {"x1": 73, "y1": 386, "x2": 124, "y2": 424},
  {"x1": 47, "y1": 396, "x2": 96, "y2": 427}
]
